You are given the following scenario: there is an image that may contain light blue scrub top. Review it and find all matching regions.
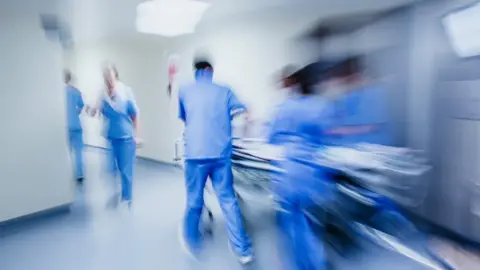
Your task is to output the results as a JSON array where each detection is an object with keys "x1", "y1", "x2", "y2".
[
  {"x1": 102, "y1": 92, "x2": 137, "y2": 140},
  {"x1": 329, "y1": 84, "x2": 390, "y2": 145},
  {"x1": 268, "y1": 96, "x2": 333, "y2": 162},
  {"x1": 268, "y1": 96, "x2": 335, "y2": 199},
  {"x1": 66, "y1": 85, "x2": 84, "y2": 132},
  {"x1": 178, "y1": 71, "x2": 246, "y2": 160}
]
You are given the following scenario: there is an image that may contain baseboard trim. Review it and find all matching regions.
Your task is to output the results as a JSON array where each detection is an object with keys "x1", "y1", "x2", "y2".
[
  {"x1": 0, "y1": 203, "x2": 71, "y2": 237},
  {"x1": 405, "y1": 209, "x2": 480, "y2": 250}
]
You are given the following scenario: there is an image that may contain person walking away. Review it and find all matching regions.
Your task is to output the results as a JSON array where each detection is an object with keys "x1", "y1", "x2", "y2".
[
  {"x1": 178, "y1": 60, "x2": 253, "y2": 264},
  {"x1": 86, "y1": 65, "x2": 140, "y2": 209},
  {"x1": 268, "y1": 67, "x2": 334, "y2": 270},
  {"x1": 65, "y1": 69, "x2": 85, "y2": 184}
]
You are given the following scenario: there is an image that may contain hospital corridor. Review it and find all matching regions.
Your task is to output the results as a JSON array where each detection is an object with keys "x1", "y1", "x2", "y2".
[{"x1": 3, "y1": 0, "x2": 480, "y2": 269}]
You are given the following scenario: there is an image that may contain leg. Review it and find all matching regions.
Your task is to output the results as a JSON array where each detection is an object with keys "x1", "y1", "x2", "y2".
[
  {"x1": 71, "y1": 131, "x2": 85, "y2": 180},
  {"x1": 209, "y1": 159, "x2": 252, "y2": 258},
  {"x1": 276, "y1": 199, "x2": 302, "y2": 270},
  {"x1": 183, "y1": 160, "x2": 210, "y2": 252},
  {"x1": 277, "y1": 198, "x2": 327, "y2": 270},
  {"x1": 115, "y1": 138, "x2": 136, "y2": 202}
]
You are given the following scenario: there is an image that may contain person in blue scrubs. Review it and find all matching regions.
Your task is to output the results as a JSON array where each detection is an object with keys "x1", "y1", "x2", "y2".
[
  {"x1": 178, "y1": 60, "x2": 253, "y2": 264},
  {"x1": 268, "y1": 68, "x2": 334, "y2": 270},
  {"x1": 88, "y1": 66, "x2": 139, "y2": 208},
  {"x1": 65, "y1": 70, "x2": 85, "y2": 183},
  {"x1": 325, "y1": 57, "x2": 390, "y2": 145}
]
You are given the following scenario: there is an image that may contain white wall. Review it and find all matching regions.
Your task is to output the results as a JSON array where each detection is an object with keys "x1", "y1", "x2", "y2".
[
  {"x1": 0, "y1": 9, "x2": 74, "y2": 222},
  {"x1": 71, "y1": 15, "x2": 321, "y2": 163}
]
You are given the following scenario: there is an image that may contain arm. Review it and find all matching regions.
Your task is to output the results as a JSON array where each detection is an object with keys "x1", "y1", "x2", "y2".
[
  {"x1": 326, "y1": 86, "x2": 387, "y2": 136},
  {"x1": 178, "y1": 89, "x2": 186, "y2": 123},
  {"x1": 126, "y1": 88, "x2": 140, "y2": 136},
  {"x1": 77, "y1": 91, "x2": 85, "y2": 114},
  {"x1": 267, "y1": 105, "x2": 291, "y2": 145},
  {"x1": 227, "y1": 89, "x2": 247, "y2": 118},
  {"x1": 85, "y1": 91, "x2": 104, "y2": 117},
  {"x1": 227, "y1": 89, "x2": 251, "y2": 136},
  {"x1": 326, "y1": 125, "x2": 377, "y2": 135}
]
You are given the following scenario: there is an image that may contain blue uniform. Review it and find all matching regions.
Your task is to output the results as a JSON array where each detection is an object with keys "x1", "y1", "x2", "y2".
[
  {"x1": 328, "y1": 84, "x2": 390, "y2": 145},
  {"x1": 66, "y1": 85, "x2": 85, "y2": 179},
  {"x1": 268, "y1": 96, "x2": 334, "y2": 270},
  {"x1": 102, "y1": 85, "x2": 137, "y2": 202},
  {"x1": 178, "y1": 70, "x2": 252, "y2": 257}
]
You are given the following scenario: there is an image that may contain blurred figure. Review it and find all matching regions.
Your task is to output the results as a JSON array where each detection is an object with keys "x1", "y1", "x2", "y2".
[
  {"x1": 326, "y1": 56, "x2": 390, "y2": 145},
  {"x1": 268, "y1": 67, "x2": 333, "y2": 270},
  {"x1": 279, "y1": 65, "x2": 298, "y2": 96},
  {"x1": 178, "y1": 60, "x2": 253, "y2": 264},
  {"x1": 87, "y1": 65, "x2": 140, "y2": 209},
  {"x1": 65, "y1": 69, "x2": 85, "y2": 184}
]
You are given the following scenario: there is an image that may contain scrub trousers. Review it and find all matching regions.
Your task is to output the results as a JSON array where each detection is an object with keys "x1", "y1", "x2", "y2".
[
  {"x1": 183, "y1": 158, "x2": 252, "y2": 256},
  {"x1": 68, "y1": 130, "x2": 84, "y2": 179},
  {"x1": 274, "y1": 162, "x2": 332, "y2": 270},
  {"x1": 108, "y1": 138, "x2": 136, "y2": 202}
]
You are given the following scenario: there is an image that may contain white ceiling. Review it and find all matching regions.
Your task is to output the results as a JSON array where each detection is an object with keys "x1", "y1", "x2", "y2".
[{"x1": 2, "y1": 0, "x2": 421, "y2": 42}]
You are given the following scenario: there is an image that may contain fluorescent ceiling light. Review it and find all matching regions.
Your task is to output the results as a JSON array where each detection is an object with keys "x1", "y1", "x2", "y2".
[{"x1": 136, "y1": 0, "x2": 211, "y2": 37}]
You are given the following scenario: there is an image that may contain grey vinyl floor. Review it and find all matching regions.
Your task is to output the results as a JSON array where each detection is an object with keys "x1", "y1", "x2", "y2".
[{"x1": 0, "y1": 148, "x2": 435, "y2": 270}]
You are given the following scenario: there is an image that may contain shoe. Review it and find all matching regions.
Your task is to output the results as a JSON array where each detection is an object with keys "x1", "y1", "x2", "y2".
[
  {"x1": 229, "y1": 242, "x2": 254, "y2": 265},
  {"x1": 106, "y1": 193, "x2": 120, "y2": 209},
  {"x1": 121, "y1": 200, "x2": 132, "y2": 210},
  {"x1": 178, "y1": 225, "x2": 200, "y2": 261},
  {"x1": 238, "y1": 255, "x2": 254, "y2": 265},
  {"x1": 76, "y1": 177, "x2": 84, "y2": 184}
]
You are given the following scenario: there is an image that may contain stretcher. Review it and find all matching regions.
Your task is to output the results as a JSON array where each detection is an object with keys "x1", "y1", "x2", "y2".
[{"x1": 173, "y1": 138, "x2": 453, "y2": 269}]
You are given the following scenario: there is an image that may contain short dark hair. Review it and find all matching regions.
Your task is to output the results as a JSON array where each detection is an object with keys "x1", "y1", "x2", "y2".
[
  {"x1": 194, "y1": 60, "x2": 213, "y2": 71},
  {"x1": 292, "y1": 66, "x2": 317, "y2": 95},
  {"x1": 64, "y1": 69, "x2": 72, "y2": 83}
]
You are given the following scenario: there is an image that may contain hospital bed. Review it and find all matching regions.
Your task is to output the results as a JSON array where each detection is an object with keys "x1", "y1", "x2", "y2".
[{"x1": 173, "y1": 138, "x2": 453, "y2": 269}]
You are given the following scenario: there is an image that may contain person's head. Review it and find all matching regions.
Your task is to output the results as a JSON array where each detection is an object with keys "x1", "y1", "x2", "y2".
[
  {"x1": 292, "y1": 67, "x2": 317, "y2": 96},
  {"x1": 103, "y1": 66, "x2": 116, "y2": 92},
  {"x1": 194, "y1": 60, "x2": 213, "y2": 80},
  {"x1": 279, "y1": 65, "x2": 297, "y2": 89},
  {"x1": 64, "y1": 69, "x2": 72, "y2": 84}
]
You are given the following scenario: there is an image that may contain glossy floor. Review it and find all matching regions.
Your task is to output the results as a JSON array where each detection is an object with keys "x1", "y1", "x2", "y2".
[{"x1": 0, "y1": 148, "x2": 431, "y2": 270}]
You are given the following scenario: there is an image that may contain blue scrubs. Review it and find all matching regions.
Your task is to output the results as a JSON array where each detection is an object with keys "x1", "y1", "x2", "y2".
[
  {"x1": 269, "y1": 96, "x2": 334, "y2": 270},
  {"x1": 178, "y1": 70, "x2": 252, "y2": 257},
  {"x1": 328, "y1": 84, "x2": 390, "y2": 145},
  {"x1": 102, "y1": 91, "x2": 137, "y2": 202},
  {"x1": 66, "y1": 85, "x2": 85, "y2": 179}
]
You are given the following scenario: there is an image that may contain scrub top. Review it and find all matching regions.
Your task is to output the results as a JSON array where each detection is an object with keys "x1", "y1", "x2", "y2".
[
  {"x1": 268, "y1": 96, "x2": 334, "y2": 197},
  {"x1": 268, "y1": 96, "x2": 333, "y2": 162},
  {"x1": 66, "y1": 85, "x2": 84, "y2": 132},
  {"x1": 329, "y1": 84, "x2": 390, "y2": 145},
  {"x1": 178, "y1": 78, "x2": 246, "y2": 160},
  {"x1": 101, "y1": 83, "x2": 138, "y2": 140}
]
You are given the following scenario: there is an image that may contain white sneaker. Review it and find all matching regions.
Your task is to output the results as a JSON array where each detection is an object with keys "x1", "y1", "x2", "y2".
[
  {"x1": 178, "y1": 225, "x2": 199, "y2": 261},
  {"x1": 229, "y1": 242, "x2": 254, "y2": 265},
  {"x1": 238, "y1": 255, "x2": 254, "y2": 265}
]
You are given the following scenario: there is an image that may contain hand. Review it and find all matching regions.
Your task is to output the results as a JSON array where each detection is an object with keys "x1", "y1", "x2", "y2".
[
  {"x1": 134, "y1": 137, "x2": 144, "y2": 148},
  {"x1": 85, "y1": 106, "x2": 97, "y2": 117}
]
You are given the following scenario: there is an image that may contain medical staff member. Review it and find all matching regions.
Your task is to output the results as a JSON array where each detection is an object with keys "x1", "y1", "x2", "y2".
[
  {"x1": 65, "y1": 70, "x2": 85, "y2": 183},
  {"x1": 325, "y1": 56, "x2": 390, "y2": 145},
  {"x1": 178, "y1": 60, "x2": 253, "y2": 264},
  {"x1": 268, "y1": 67, "x2": 333, "y2": 270},
  {"x1": 87, "y1": 65, "x2": 139, "y2": 209}
]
